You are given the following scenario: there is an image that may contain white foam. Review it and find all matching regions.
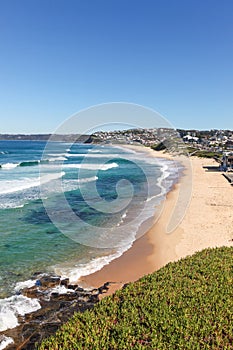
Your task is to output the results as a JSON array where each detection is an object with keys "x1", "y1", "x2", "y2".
[
  {"x1": 0, "y1": 163, "x2": 19, "y2": 169},
  {"x1": 77, "y1": 176, "x2": 98, "y2": 184},
  {"x1": 48, "y1": 153, "x2": 69, "y2": 157},
  {"x1": 48, "y1": 285, "x2": 75, "y2": 295},
  {"x1": 62, "y1": 176, "x2": 98, "y2": 192},
  {"x1": 0, "y1": 172, "x2": 65, "y2": 195},
  {"x1": 67, "y1": 153, "x2": 119, "y2": 158},
  {"x1": 0, "y1": 178, "x2": 40, "y2": 195},
  {"x1": 0, "y1": 295, "x2": 41, "y2": 332},
  {"x1": 116, "y1": 210, "x2": 128, "y2": 227},
  {"x1": 40, "y1": 171, "x2": 65, "y2": 185},
  {"x1": 14, "y1": 279, "x2": 36, "y2": 292},
  {"x1": 100, "y1": 163, "x2": 119, "y2": 171},
  {"x1": 0, "y1": 202, "x2": 25, "y2": 209},
  {"x1": 61, "y1": 162, "x2": 119, "y2": 171},
  {"x1": 56, "y1": 243, "x2": 131, "y2": 283},
  {"x1": 48, "y1": 156, "x2": 68, "y2": 161},
  {"x1": 0, "y1": 335, "x2": 14, "y2": 350},
  {"x1": 68, "y1": 153, "x2": 82, "y2": 158},
  {"x1": 0, "y1": 308, "x2": 18, "y2": 332},
  {"x1": 157, "y1": 160, "x2": 178, "y2": 194},
  {"x1": 89, "y1": 149, "x2": 102, "y2": 153},
  {"x1": 145, "y1": 158, "x2": 179, "y2": 204}
]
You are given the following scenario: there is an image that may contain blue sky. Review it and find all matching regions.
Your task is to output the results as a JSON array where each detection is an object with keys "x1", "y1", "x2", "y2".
[{"x1": 0, "y1": 0, "x2": 232, "y2": 133}]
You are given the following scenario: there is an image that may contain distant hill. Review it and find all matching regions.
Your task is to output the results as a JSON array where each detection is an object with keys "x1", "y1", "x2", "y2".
[{"x1": 0, "y1": 134, "x2": 92, "y2": 143}]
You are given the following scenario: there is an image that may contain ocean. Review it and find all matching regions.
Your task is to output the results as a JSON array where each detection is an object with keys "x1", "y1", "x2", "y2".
[{"x1": 0, "y1": 140, "x2": 178, "y2": 338}]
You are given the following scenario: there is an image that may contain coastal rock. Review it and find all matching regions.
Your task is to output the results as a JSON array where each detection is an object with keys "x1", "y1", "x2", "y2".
[
  {"x1": 98, "y1": 281, "x2": 110, "y2": 293},
  {"x1": 67, "y1": 284, "x2": 79, "y2": 290},
  {"x1": 60, "y1": 278, "x2": 69, "y2": 287},
  {"x1": 0, "y1": 275, "x2": 112, "y2": 350},
  {"x1": 39, "y1": 275, "x2": 61, "y2": 288}
]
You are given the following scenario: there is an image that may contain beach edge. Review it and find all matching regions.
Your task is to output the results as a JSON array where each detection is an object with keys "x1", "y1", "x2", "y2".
[{"x1": 80, "y1": 146, "x2": 233, "y2": 296}]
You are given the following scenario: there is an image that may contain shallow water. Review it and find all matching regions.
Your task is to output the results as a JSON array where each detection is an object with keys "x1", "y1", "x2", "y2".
[{"x1": 0, "y1": 140, "x2": 178, "y2": 335}]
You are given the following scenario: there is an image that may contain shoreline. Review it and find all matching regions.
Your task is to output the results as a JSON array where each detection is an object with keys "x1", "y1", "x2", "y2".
[
  {"x1": 81, "y1": 148, "x2": 233, "y2": 296},
  {"x1": 80, "y1": 146, "x2": 184, "y2": 294},
  {"x1": 1, "y1": 146, "x2": 232, "y2": 348},
  {"x1": 80, "y1": 183, "x2": 181, "y2": 296}
]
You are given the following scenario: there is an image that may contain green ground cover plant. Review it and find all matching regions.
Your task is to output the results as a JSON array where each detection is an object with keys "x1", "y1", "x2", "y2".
[{"x1": 39, "y1": 247, "x2": 233, "y2": 349}]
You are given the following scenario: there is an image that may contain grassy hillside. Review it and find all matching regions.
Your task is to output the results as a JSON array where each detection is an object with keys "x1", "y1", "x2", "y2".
[
  {"x1": 186, "y1": 147, "x2": 221, "y2": 159},
  {"x1": 38, "y1": 247, "x2": 233, "y2": 349}
]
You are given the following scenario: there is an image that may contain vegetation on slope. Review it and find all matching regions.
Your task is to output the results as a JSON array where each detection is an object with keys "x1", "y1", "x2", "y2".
[
  {"x1": 151, "y1": 142, "x2": 166, "y2": 151},
  {"x1": 186, "y1": 147, "x2": 222, "y2": 159},
  {"x1": 39, "y1": 247, "x2": 233, "y2": 349},
  {"x1": 151, "y1": 144, "x2": 222, "y2": 160}
]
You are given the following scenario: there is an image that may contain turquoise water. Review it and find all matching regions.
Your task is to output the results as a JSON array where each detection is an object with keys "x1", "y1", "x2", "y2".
[{"x1": 0, "y1": 140, "x2": 178, "y2": 335}]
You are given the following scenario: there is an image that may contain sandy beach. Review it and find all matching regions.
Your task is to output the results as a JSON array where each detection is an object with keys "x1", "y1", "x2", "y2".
[{"x1": 81, "y1": 148, "x2": 233, "y2": 296}]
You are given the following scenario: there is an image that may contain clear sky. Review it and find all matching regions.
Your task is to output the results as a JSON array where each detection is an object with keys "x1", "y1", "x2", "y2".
[{"x1": 0, "y1": 0, "x2": 232, "y2": 133}]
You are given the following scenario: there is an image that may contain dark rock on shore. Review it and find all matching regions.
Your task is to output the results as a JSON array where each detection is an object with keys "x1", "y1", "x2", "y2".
[{"x1": 0, "y1": 274, "x2": 111, "y2": 350}]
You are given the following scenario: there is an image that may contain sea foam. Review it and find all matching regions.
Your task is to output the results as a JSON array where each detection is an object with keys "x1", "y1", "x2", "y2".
[
  {"x1": 0, "y1": 335, "x2": 14, "y2": 350},
  {"x1": 0, "y1": 295, "x2": 41, "y2": 332},
  {"x1": 0, "y1": 172, "x2": 65, "y2": 195},
  {"x1": 61, "y1": 162, "x2": 119, "y2": 171},
  {"x1": 0, "y1": 163, "x2": 18, "y2": 169}
]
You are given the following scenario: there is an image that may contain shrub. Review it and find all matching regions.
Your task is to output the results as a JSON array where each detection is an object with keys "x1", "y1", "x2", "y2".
[{"x1": 38, "y1": 247, "x2": 233, "y2": 349}]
